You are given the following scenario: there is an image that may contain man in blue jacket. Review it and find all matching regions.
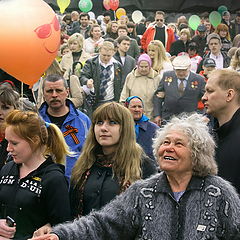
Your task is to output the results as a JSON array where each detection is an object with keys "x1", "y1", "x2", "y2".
[{"x1": 39, "y1": 74, "x2": 91, "y2": 180}]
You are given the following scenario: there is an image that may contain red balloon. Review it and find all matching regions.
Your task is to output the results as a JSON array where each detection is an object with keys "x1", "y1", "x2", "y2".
[
  {"x1": 109, "y1": 0, "x2": 119, "y2": 11},
  {"x1": 103, "y1": 0, "x2": 110, "y2": 10},
  {"x1": 0, "y1": 0, "x2": 60, "y2": 86}
]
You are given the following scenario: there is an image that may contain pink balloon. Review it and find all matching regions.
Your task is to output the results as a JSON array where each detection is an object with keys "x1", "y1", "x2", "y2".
[
  {"x1": 103, "y1": 0, "x2": 110, "y2": 10},
  {"x1": 109, "y1": 0, "x2": 119, "y2": 11}
]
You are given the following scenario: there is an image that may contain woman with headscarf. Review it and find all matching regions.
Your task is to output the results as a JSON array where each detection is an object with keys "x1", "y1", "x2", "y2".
[
  {"x1": 125, "y1": 96, "x2": 159, "y2": 162},
  {"x1": 119, "y1": 54, "x2": 161, "y2": 119}
]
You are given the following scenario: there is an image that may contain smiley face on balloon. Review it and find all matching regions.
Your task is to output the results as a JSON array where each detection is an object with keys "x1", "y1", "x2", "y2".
[{"x1": 0, "y1": 0, "x2": 61, "y2": 86}]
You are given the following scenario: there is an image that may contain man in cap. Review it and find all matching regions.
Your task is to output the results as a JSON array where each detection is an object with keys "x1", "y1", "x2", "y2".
[
  {"x1": 221, "y1": 11, "x2": 235, "y2": 40},
  {"x1": 202, "y1": 69, "x2": 240, "y2": 194},
  {"x1": 197, "y1": 33, "x2": 230, "y2": 73},
  {"x1": 199, "y1": 58, "x2": 216, "y2": 80},
  {"x1": 192, "y1": 24, "x2": 207, "y2": 57},
  {"x1": 153, "y1": 55, "x2": 205, "y2": 126}
]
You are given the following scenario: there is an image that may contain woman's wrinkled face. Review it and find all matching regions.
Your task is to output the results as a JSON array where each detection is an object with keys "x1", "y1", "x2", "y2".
[
  {"x1": 158, "y1": 130, "x2": 193, "y2": 175},
  {"x1": 138, "y1": 61, "x2": 151, "y2": 75}
]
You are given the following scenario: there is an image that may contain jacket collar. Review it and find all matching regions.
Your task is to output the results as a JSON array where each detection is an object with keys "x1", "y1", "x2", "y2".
[{"x1": 154, "y1": 172, "x2": 205, "y2": 194}]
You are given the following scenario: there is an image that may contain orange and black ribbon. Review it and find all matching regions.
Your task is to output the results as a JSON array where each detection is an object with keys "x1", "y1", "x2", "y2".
[{"x1": 63, "y1": 125, "x2": 80, "y2": 144}]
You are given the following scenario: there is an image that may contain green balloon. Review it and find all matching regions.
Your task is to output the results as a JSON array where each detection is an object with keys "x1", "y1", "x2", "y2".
[
  {"x1": 78, "y1": 0, "x2": 93, "y2": 13},
  {"x1": 188, "y1": 15, "x2": 201, "y2": 30},
  {"x1": 218, "y1": 5, "x2": 228, "y2": 16},
  {"x1": 209, "y1": 11, "x2": 221, "y2": 28}
]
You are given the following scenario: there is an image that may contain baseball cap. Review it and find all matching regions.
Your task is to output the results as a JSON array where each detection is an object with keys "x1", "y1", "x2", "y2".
[
  {"x1": 203, "y1": 58, "x2": 216, "y2": 68},
  {"x1": 172, "y1": 55, "x2": 191, "y2": 69},
  {"x1": 197, "y1": 24, "x2": 207, "y2": 32},
  {"x1": 207, "y1": 33, "x2": 221, "y2": 44}
]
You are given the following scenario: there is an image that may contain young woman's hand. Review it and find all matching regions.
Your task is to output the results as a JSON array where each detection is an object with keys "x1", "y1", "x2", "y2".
[{"x1": 0, "y1": 219, "x2": 16, "y2": 239}]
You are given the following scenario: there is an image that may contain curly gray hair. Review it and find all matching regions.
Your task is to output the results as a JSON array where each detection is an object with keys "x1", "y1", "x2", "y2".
[{"x1": 153, "y1": 113, "x2": 218, "y2": 177}]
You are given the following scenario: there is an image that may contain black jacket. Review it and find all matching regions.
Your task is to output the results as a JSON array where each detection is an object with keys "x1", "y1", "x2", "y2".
[
  {"x1": 69, "y1": 155, "x2": 157, "y2": 217},
  {"x1": 0, "y1": 157, "x2": 71, "y2": 239},
  {"x1": 169, "y1": 40, "x2": 190, "y2": 56},
  {"x1": 197, "y1": 51, "x2": 230, "y2": 73},
  {"x1": 214, "y1": 108, "x2": 240, "y2": 194}
]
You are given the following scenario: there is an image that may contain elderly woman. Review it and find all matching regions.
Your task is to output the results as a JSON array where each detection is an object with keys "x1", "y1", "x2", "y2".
[
  {"x1": 119, "y1": 54, "x2": 161, "y2": 119},
  {"x1": 31, "y1": 113, "x2": 240, "y2": 240},
  {"x1": 124, "y1": 96, "x2": 159, "y2": 162}
]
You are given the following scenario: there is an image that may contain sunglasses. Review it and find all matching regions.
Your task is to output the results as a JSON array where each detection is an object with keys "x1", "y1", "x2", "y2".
[
  {"x1": 156, "y1": 19, "x2": 164, "y2": 22},
  {"x1": 34, "y1": 16, "x2": 60, "y2": 39}
]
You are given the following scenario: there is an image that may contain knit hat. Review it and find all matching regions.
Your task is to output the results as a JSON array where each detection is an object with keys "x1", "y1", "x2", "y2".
[
  {"x1": 137, "y1": 54, "x2": 152, "y2": 67},
  {"x1": 207, "y1": 33, "x2": 221, "y2": 44}
]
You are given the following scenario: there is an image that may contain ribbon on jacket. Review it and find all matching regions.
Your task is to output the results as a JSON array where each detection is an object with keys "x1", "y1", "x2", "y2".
[{"x1": 63, "y1": 125, "x2": 80, "y2": 144}]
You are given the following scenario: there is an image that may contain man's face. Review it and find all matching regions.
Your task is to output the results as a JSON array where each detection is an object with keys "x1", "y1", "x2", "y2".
[
  {"x1": 208, "y1": 39, "x2": 221, "y2": 55},
  {"x1": 104, "y1": 15, "x2": 111, "y2": 23},
  {"x1": 155, "y1": 14, "x2": 164, "y2": 27},
  {"x1": 43, "y1": 80, "x2": 69, "y2": 111},
  {"x1": 223, "y1": 14, "x2": 230, "y2": 22},
  {"x1": 203, "y1": 66, "x2": 216, "y2": 76},
  {"x1": 198, "y1": 31, "x2": 206, "y2": 38},
  {"x1": 236, "y1": 15, "x2": 240, "y2": 24},
  {"x1": 118, "y1": 40, "x2": 130, "y2": 53},
  {"x1": 202, "y1": 74, "x2": 228, "y2": 118},
  {"x1": 117, "y1": 29, "x2": 128, "y2": 37},
  {"x1": 138, "y1": 61, "x2": 150, "y2": 76},
  {"x1": 99, "y1": 48, "x2": 114, "y2": 64},
  {"x1": 174, "y1": 68, "x2": 190, "y2": 79},
  {"x1": 80, "y1": 16, "x2": 89, "y2": 27}
]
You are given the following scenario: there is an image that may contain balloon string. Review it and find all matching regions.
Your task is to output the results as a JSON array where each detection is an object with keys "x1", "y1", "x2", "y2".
[
  {"x1": 21, "y1": 81, "x2": 24, "y2": 110},
  {"x1": 114, "y1": 10, "x2": 116, "y2": 21}
]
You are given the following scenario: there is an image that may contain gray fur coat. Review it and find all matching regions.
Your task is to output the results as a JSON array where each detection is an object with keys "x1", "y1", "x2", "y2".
[{"x1": 53, "y1": 172, "x2": 240, "y2": 240}]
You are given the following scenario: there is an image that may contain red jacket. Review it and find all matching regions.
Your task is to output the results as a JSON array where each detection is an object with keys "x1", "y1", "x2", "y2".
[{"x1": 141, "y1": 25, "x2": 175, "y2": 53}]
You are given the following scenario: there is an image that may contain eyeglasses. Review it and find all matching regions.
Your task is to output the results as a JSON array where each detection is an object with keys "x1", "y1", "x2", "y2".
[
  {"x1": 156, "y1": 19, "x2": 164, "y2": 22},
  {"x1": 34, "y1": 16, "x2": 60, "y2": 39}
]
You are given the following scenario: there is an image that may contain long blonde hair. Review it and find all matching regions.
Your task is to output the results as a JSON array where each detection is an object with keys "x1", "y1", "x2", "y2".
[
  {"x1": 147, "y1": 40, "x2": 170, "y2": 72},
  {"x1": 71, "y1": 102, "x2": 143, "y2": 186},
  {"x1": 230, "y1": 47, "x2": 240, "y2": 70}
]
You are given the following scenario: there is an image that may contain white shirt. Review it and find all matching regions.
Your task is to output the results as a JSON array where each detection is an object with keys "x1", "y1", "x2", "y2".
[{"x1": 210, "y1": 53, "x2": 224, "y2": 69}]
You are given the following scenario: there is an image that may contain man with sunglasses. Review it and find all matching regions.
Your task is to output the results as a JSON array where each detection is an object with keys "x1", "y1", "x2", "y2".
[{"x1": 141, "y1": 11, "x2": 175, "y2": 53}]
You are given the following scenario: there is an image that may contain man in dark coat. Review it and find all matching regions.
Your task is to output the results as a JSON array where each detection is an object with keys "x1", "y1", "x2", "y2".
[
  {"x1": 153, "y1": 55, "x2": 205, "y2": 126},
  {"x1": 80, "y1": 41, "x2": 122, "y2": 110},
  {"x1": 202, "y1": 69, "x2": 240, "y2": 194},
  {"x1": 114, "y1": 35, "x2": 136, "y2": 86}
]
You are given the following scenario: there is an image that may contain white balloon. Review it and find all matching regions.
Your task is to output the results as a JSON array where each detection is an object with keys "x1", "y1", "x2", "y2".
[
  {"x1": 132, "y1": 10, "x2": 143, "y2": 24},
  {"x1": 97, "y1": 15, "x2": 104, "y2": 22},
  {"x1": 88, "y1": 11, "x2": 95, "y2": 19}
]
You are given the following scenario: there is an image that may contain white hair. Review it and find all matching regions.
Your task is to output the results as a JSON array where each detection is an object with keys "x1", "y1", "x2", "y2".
[{"x1": 153, "y1": 113, "x2": 218, "y2": 176}]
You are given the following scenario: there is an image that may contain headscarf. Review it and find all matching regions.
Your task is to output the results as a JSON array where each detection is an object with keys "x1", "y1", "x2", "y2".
[{"x1": 125, "y1": 96, "x2": 149, "y2": 138}]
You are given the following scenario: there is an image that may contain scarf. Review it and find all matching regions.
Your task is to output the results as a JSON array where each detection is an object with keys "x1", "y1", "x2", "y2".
[{"x1": 135, "y1": 114, "x2": 149, "y2": 139}]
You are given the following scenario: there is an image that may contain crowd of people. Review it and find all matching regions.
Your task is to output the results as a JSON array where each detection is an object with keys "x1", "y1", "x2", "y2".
[{"x1": 0, "y1": 7, "x2": 240, "y2": 239}]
